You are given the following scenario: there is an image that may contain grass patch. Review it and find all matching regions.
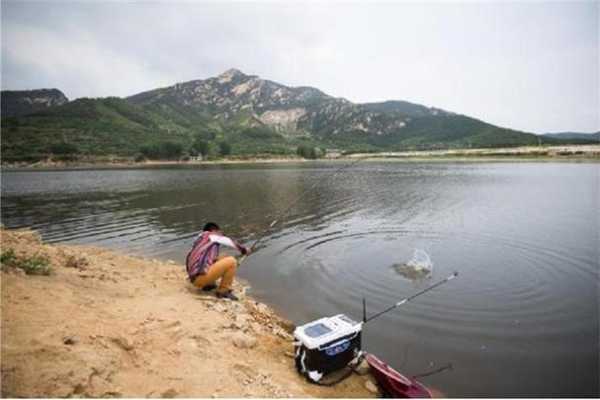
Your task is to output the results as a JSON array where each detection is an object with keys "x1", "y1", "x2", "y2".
[{"x1": 1, "y1": 248, "x2": 52, "y2": 275}]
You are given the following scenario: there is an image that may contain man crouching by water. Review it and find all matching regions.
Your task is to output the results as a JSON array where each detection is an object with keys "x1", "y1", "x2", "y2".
[{"x1": 186, "y1": 222, "x2": 250, "y2": 301}]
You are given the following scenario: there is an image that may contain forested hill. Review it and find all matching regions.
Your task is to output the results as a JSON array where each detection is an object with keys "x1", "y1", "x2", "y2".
[
  {"x1": 1, "y1": 89, "x2": 68, "y2": 118},
  {"x1": 1, "y1": 69, "x2": 585, "y2": 162}
]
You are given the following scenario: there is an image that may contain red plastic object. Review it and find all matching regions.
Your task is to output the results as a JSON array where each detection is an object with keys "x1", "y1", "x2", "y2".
[{"x1": 365, "y1": 352, "x2": 432, "y2": 398}]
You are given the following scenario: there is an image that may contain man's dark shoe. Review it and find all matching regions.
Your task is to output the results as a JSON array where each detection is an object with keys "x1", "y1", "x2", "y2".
[
  {"x1": 216, "y1": 290, "x2": 239, "y2": 301},
  {"x1": 201, "y1": 283, "x2": 218, "y2": 292}
]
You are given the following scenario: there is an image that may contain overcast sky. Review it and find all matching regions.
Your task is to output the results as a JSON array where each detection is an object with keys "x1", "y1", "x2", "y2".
[{"x1": 2, "y1": 0, "x2": 598, "y2": 133}]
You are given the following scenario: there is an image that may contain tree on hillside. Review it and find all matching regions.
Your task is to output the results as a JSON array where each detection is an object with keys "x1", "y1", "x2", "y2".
[
  {"x1": 50, "y1": 142, "x2": 78, "y2": 155},
  {"x1": 195, "y1": 127, "x2": 217, "y2": 141},
  {"x1": 296, "y1": 144, "x2": 319, "y2": 159},
  {"x1": 219, "y1": 141, "x2": 231, "y2": 156},
  {"x1": 140, "y1": 141, "x2": 184, "y2": 160},
  {"x1": 48, "y1": 142, "x2": 79, "y2": 161},
  {"x1": 192, "y1": 138, "x2": 210, "y2": 156},
  {"x1": 162, "y1": 142, "x2": 184, "y2": 159}
]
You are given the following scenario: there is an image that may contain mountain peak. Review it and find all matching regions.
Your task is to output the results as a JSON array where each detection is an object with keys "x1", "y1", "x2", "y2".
[
  {"x1": 217, "y1": 68, "x2": 247, "y2": 81},
  {"x1": 1, "y1": 88, "x2": 69, "y2": 117}
]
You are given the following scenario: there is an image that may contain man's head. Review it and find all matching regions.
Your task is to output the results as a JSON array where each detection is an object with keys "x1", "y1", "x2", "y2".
[{"x1": 202, "y1": 222, "x2": 220, "y2": 232}]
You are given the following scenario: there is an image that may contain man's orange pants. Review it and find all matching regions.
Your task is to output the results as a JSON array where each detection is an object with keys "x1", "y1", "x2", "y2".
[{"x1": 193, "y1": 256, "x2": 238, "y2": 293}]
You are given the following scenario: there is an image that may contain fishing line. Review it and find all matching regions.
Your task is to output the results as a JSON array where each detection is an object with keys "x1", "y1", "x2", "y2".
[{"x1": 239, "y1": 155, "x2": 372, "y2": 263}]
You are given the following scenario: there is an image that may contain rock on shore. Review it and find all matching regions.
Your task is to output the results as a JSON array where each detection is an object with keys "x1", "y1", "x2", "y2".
[{"x1": 0, "y1": 228, "x2": 371, "y2": 398}]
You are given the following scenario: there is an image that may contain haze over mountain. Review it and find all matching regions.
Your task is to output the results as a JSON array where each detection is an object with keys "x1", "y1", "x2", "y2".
[{"x1": 1, "y1": 69, "x2": 590, "y2": 162}]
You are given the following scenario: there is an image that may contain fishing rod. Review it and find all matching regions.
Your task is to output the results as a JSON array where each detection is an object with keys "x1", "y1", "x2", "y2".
[
  {"x1": 362, "y1": 271, "x2": 459, "y2": 324},
  {"x1": 239, "y1": 155, "x2": 372, "y2": 263}
]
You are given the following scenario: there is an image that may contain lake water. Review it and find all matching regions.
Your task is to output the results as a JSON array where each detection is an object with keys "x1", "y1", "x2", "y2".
[{"x1": 1, "y1": 162, "x2": 598, "y2": 397}]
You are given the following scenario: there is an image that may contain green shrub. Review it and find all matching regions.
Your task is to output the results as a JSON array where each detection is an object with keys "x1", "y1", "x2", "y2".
[
  {"x1": 20, "y1": 254, "x2": 52, "y2": 275},
  {"x1": 1, "y1": 248, "x2": 17, "y2": 265},
  {"x1": 1, "y1": 248, "x2": 52, "y2": 275}
]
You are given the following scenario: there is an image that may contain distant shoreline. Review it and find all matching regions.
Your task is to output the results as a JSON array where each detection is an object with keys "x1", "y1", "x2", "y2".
[{"x1": 2, "y1": 144, "x2": 599, "y2": 171}]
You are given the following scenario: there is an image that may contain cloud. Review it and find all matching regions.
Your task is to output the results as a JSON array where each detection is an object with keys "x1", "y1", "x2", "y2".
[{"x1": 2, "y1": 21, "x2": 174, "y2": 98}]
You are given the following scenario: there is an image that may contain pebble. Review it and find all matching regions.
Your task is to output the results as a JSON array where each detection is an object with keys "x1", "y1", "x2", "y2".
[
  {"x1": 354, "y1": 359, "x2": 370, "y2": 375},
  {"x1": 250, "y1": 322, "x2": 262, "y2": 333},
  {"x1": 213, "y1": 303, "x2": 227, "y2": 313},
  {"x1": 231, "y1": 332, "x2": 257, "y2": 349},
  {"x1": 273, "y1": 327, "x2": 293, "y2": 341},
  {"x1": 364, "y1": 379, "x2": 379, "y2": 394},
  {"x1": 161, "y1": 388, "x2": 178, "y2": 398},
  {"x1": 230, "y1": 303, "x2": 244, "y2": 313},
  {"x1": 233, "y1": 314, "x2": 249, "y2": 330},
  {"x1": 279, "y1": 320, "x2": 296, "y2": 334},
  {"x1": 63, "y1": 335, "x2": 78, "y2": 345},
  {"x1": 111, "y1": 335, "x2": 134, "y2": 351},
  {"x1": 255, "y1": 303, "x2": 270, "y2": 314}
]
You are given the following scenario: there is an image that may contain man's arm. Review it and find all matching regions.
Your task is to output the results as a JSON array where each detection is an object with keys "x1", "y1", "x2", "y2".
[{"x1": 209, "y1": 234, "x2": 248, "y2": 254}]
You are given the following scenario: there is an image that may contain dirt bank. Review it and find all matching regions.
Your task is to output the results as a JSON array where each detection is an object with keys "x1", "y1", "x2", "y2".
[
  {"x1": 0, "y1": 229, "x2": 373, "y2": 398},
  {"x1": 1, "y1": 156, "x2": 307, "y2": 170},
  {"x1": 348, "y1": 144, "x2": 600, "y2": 160},
  {"x1": 3, "y1": 144, "x2": 599, "y2": 170}
]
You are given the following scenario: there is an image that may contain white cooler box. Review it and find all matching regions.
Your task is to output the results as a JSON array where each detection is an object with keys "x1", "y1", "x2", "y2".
[{"x1": 293, "y1": 314, "x2": 362, "y2": 382}]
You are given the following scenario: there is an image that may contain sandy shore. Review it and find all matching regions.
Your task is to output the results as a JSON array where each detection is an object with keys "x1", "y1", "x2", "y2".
[
  {"x1": 347, "y1": 144, "x2": 600, "y2": 160},
  {"x1": 1, "y1": 156, "x2": 308, "y2": 170},
  {"x1": 2, "y1": 145, "x2": 599, "y2": 170},
  {"x1": 0, "y1": 228, "x2": 373, "y2": 398}
]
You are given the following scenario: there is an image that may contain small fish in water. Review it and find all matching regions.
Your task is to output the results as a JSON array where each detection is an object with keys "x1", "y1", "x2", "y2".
[
  {"x1": 392, "y1": 249, "x2": 433, "y2": 280},
  {"x1": 392, "y1": 263, "x2": 432, "y2": 280}
]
